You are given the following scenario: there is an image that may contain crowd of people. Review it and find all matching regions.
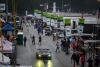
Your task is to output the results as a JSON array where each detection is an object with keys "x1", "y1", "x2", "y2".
[
  {"x1": 22, "y1": 18, "x2": 100, "y2": 67},
  {"x1": 23, "y1": 19, "x2": 43, "y2": 46},
  {"x1": 59, "y1": 36, "x2": 100, "y2": 67}
]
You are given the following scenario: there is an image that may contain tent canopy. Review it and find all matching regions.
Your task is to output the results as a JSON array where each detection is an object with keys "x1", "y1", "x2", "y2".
[{"x1": 2, "y1": 24, "x2": 14, "y2": 31}]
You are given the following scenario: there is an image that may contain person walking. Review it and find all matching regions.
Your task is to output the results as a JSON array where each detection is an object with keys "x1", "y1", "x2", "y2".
[
  {"x1": 86, "y1": 57, "x2": 93, "y2": 67},
  {"x1": 53, "y1": 32, "x2": 56, "y2": 41},
  {"x1": 72, "y1": 41, "x2": 76, "y2": 52},
  {"x1": 67, "y1": 38, "x2": 70, "y2": 48},
  {"x1": 32, "y1": 35, "x2": 35, "y2": 45},
  {"x1": 63, "y1": 39, "x2": 67, "y2": 51},
  {"x1": 80, "y1": 55, "x2": 85, "y2": 67},
  {"x1": 94, "y1": 56, "x2": 100, "y2": 67},
  {"x1": 39, "y1": 26, "x2": 43, "y2": 34},
  {"x1": 7, "y1": 34, "x2": 10, "y2": 41},
  {"x1": 55, "y1": 41, "x2": 60, "y2": 53},
  {"x1": 38, "y1": 27, "x2": 40, "y2": 34},
  {"x1": 23, "y1": 36, "x2": 27, "y2": 46},
  {"x1": 34, "y1": 22, "x2": 36, "y2": 29},
  {"x1": 65, "y1": 40, "x2": 69, "y2": 54},
  {"x1": 38, "y1": 35, "x2": 42, "y2": 45},
  {"x1": 71, "y1": 52, "x2": 76, "y2": 67},
  {"x1": 61, "y1": 39, "x2": 64, "y2": 51},
  {"x1": 75, "y1": 54, "x2": 80, "y2": 67},
  {"x1": 43, "y1": 29, "x2": 45, "y2": 36}
]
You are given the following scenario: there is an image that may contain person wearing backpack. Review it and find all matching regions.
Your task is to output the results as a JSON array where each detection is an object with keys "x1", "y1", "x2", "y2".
[{"x1": 80, "y1": 55, "x2": 85, "y2": 67}]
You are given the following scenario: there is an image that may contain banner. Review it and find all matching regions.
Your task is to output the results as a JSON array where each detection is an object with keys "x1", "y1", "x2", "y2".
[
  {"x1": 78, "y1": 25, "x2": 83, "y2": 34},
  {"x1": 64, "y1": 19, "x2": 71, "y2": 25},
  {"x1": 0, "y1": 4, "x2": 5, "y2": 10},
  {"x1": 65, "y1": 26, "x2": 71, "y2": 37},
  {"x1": 43, "y1": 16, "x2": 45, "y2": 22},
  {"x1": 79, "y1": 18, "x2": 84, "y2": 25},
  {"x1": 38, "y1": 14, "x2": 41, "y2": 19},
  {"x1": 60, "y1": 21, "x2": 64, "y2": 30},
  {"x1": 51, "y1": 19, "x2": 55, "y2": 26},
  {"x1": 36, "y1": 13, "x2": 38, "y2": 18},
  {"x1": 46, "y1": 18, "x2": 50, "y2": 25},
  {"x1": 54, "y1": 20, "x2": 57, "y2": 27}
]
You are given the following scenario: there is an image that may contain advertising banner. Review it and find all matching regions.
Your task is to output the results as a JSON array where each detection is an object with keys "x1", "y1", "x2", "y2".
[
  {"x1": 51, "y1": 19, "x2": 55, "y2": 26},
  {"x1": 78, "y1": 18, "x2": 84, "y2": 33},
  {"x1": 0, "y1": 4, "x2": 5, "y2": 10},
  {"x1": 43, "y1": 16, "x2": 45, "y2": 22},
  {"x1": 60, "y1": 21, "x2": 64, "y2": 30},
  {"x1": 54, "y1": 20, "x2": 57, "y2": 27},
  {"x1": 38, "y1": 14, "x2": 41, "y2": 19},
  {"x1": 46, "y1": 18, "x2": 50, "y2": 25},
  {"x1": 78, "y1": 25, "x2": 83, "y2": 34},
  {"x1": 65, "y1": 26, "x2": 71, "y2": 37}
]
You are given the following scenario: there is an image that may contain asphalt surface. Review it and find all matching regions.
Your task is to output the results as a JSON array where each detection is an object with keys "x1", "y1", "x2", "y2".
[{"x1": 16, "y1": 20, "x2": 88, "y2": 67}]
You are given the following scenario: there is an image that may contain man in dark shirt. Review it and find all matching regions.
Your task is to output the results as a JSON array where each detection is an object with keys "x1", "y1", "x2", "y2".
[
  {"x1": 32, "y1": 35, "x2": 35, "y2": 45},
  {"x1": 87, "y1": 57, "x2": 93, "y2": 67},
  {"x1": 24, "y1": 36, "x2": 27, "y2": 46},
  {"x1": 38, "y1": 35, "x2": 42, "y2": 45},
  {"x1": 94, "y1": 56, "x2": 100, "y2": 67},
  {"x1": 71, "y1": 53, "x2": 76, "y2": 67}
]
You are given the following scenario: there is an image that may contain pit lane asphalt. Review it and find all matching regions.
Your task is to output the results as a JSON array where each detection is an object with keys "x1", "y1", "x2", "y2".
[{"x1": 16, "y1": 20, "x2": 88, "y2": 67}]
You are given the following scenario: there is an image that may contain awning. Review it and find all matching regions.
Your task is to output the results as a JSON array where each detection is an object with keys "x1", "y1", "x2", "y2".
[
  {"x1": 0, "y1": 38, "x2": 13, "y2": 53},
  {"x1": 2, "y1": 24, "x2": 14, "y2": 31}
]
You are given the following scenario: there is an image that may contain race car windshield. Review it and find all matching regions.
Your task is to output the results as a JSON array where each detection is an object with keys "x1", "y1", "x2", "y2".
[{"x1": 39, "y1": 50, "x2": 48, "y2": 53}]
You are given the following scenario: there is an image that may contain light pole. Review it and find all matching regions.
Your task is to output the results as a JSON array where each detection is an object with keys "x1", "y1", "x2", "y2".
[
  {"x1": 12, "y1": 0, "x2": 18, "y2": 37},
  {"x1": 0, "y1": 10, "x2": 4, "y2": 66},
  {"x1": 6, "y1": 0, "x2": 8, "y2": 14},
  {"x1": 62, "y1": 0, "x2": 63, "y2": 11}
]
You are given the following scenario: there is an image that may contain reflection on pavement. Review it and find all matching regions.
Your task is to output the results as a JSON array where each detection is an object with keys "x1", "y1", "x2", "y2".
[{"x1": 34, "y1": 60, "x2": 53, "y2": 67}]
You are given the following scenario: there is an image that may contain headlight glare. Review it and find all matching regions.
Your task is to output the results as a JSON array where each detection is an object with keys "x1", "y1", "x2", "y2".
[
  {"x1": 39, "y1": 54, "x2": 41, "y2": 57},
  {"x1": 48, "y1": 55, "x2": 50, "y2": 57}
]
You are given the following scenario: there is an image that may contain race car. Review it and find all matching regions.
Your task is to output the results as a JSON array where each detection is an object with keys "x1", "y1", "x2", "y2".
[
  {"x1": 45, "y1": 26, "x2": 52, "y2": 35},
  {"x1": 36, "y1": 49, "x2": 52, "y2": 60}
]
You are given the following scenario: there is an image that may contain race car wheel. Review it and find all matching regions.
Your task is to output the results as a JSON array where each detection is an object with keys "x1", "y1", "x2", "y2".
[
  {"x1": 36, "y1": 54, "x2": 38, "y2": 59},
  {"x1": 36, "y1": 56, "x2": 39, "y2": 59}
]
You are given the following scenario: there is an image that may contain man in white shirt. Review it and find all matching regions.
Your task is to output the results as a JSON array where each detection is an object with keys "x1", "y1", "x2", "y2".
[
  {"x1": 53, "y1": 32, "x2": 56, "y2": 41},
  {"x1": 43, "y1": 29, "x2": 45, "y2": 36}
]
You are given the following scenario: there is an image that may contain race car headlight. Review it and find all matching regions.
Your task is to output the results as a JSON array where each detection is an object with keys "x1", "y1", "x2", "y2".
[
  {"x1": 39, "y1": 54, "x2": 41, "y2": 57},
  {"x1": 48, "y1": 55, "x2": 50, "y2": 57}
]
